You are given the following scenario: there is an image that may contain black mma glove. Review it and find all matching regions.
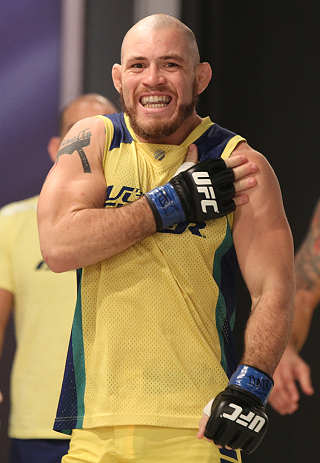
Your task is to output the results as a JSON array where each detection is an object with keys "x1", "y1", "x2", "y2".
[
  {"x1": 144, "y1": 158, "x2": 235, "y2": 231},
  {"x1": 204, "y1": 365, "x2": 274, "y2": 454}
]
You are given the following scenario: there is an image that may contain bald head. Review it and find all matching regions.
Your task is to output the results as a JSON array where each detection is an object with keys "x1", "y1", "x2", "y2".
[
  {"x1": 121, "y1": 14, "x2": 200, "y2": 67},
  {"x1": 60, "y1": 93, "x2": 118, "y2": 138}
]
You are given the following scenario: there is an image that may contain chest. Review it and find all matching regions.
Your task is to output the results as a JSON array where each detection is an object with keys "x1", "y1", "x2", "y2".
[{"x1": 104, "y1": 142, "x2": 187, "y2": 207}]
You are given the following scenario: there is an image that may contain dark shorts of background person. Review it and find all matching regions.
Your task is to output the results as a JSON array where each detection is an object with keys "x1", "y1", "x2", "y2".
[{"x1": 9, "y1": 438, "x2": 70, "y2": 463}]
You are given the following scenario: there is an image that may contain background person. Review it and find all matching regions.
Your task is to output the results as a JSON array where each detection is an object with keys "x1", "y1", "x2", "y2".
[
  {"x1": 269, "y1": 197, "x2": 320, "y2": 415},
  {"x1": 0, "y1": 93, "x2": 118, "y2": 463}
]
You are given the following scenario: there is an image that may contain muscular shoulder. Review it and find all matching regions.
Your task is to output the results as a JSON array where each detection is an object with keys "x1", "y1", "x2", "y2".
[
  {"x1": 232, "y1": 141, "x2": 287, "y2": 236},
  {"x1": 233, "y1": 142, "x2": 268, "y2": 166},
  {"x1": 62, "y1": 116, "x2": 106, "y2": 151},
  {"x1": 57, "y1": 116, "x2": 107, "y2": 172},
  {"x1": 232, "y1": 142, "x2": 280, "y2": 192}
]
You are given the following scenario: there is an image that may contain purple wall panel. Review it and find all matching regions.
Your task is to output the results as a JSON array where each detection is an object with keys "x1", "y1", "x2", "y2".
[
  {"x1": 0, "y1": 0, "x2": 60, "y2": 208},
  {"x1": 0, "y1": 1, "x2": 60, "y2": 459}
]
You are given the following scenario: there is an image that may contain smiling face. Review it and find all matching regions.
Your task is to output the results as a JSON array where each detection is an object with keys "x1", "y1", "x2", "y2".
[{"x1": 112, "y1": 17, "x2": 212, "y2": 144}]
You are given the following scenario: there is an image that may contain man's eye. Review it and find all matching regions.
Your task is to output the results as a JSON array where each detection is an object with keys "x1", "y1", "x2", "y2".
[
  {"x1": 131, "y1": 63, "x2": 144, "y2": 69},
  {"x1": 165, "y1": 62, "x2": 179, "y2": 68}
]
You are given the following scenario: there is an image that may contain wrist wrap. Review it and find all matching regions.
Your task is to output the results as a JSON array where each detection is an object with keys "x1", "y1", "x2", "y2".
[
  {"x1": 229, "y1": 365, "x2": 274, "y2": 406},
  {"x1": 144, "y1": 183, "x2": 186, "y2": 230}
]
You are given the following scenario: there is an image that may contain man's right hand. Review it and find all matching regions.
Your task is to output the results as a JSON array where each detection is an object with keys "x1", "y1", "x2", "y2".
[{"x1": 268, "y1": 345, "x2": 314, "y2": 414}]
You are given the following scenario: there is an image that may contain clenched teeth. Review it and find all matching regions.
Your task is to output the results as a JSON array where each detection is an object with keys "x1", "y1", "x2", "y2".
[{"x1": 140, "y1": 95, "x2": 171, "y2": 107}]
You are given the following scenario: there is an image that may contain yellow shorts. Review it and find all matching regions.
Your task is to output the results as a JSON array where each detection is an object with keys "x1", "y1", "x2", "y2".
[{"x1": 62, "y1": 426, "x2": 242, "y2": 463}]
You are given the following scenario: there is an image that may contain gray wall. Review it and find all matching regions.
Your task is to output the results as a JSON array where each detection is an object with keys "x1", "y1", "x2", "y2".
[
  {"x1": 84, "y1": 0, "x2": 134, "y2": 109},
  {"x1": 182, "y1": 2, "x2": 320, "y2": 461}
]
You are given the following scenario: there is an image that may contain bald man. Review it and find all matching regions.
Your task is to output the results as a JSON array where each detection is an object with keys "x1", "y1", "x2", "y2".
[
  {"x1": 38, "y1": 15, "x2": 294, "y2": 463},
  {"x1": 0, "y1": 94, "x2": 117, "y2": 463}
]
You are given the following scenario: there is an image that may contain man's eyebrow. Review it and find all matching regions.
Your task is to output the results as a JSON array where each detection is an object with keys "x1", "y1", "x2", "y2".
[
  {"x1": 126, "y1": 54, "x2": 185, "y2": 64},
  {"x1": 160, "y1": 54, "x2": 185, "y2": 62},
  {"x1": 127, "y1": 56, "x2": 146, "y2": 62}
]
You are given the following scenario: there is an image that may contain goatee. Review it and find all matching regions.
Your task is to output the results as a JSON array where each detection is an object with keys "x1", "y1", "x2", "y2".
[{"x1": 119, "y1": 87, "x2": 199, "y2": 143}]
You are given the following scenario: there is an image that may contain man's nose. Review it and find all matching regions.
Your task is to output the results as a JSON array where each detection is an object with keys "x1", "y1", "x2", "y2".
[{"x1": 142, "y1": 64, "x2": 166, "y2": 87}]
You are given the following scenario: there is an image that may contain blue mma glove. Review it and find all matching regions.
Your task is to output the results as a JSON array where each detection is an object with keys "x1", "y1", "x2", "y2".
[
  {"x1": 204, "y1": 365, "x2": 274, "y2": 454},
  {"x1": 144, "y1": 158, "x2": 235, "y2": 231}
]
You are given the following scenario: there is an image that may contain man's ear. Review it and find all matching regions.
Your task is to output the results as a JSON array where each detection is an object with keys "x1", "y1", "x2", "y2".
[
  {"x1": 112, "y1": 63, "x2": 122, "y2": 93},
  {"x1": 196, "y1": 62, "x2": 212, "y2": 95},
  {"x1": 47, "y1": 136, "x2": 61, "y2": 163}
]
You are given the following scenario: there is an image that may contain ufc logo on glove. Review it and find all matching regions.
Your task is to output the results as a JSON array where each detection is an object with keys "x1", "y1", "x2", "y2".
[
  {"x1": 222, "y1": 403, "x2": 266, "y2": 433},
  {"x1": 192, "y1": 171, "x2": 219, "y2": 213}
]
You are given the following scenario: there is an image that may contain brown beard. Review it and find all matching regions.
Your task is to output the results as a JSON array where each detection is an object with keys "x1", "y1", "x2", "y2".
[{"x1": 119, "y1": 83, "x2": 199, "y2": 143}]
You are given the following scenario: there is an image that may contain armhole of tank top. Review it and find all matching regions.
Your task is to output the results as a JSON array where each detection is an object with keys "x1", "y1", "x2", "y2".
[
  {"x1": 221, "y1": 135, "x2": 246, "y2": 160},
  {"x1": 94, "y1": 115, "x2": 114, "y2": 171}
]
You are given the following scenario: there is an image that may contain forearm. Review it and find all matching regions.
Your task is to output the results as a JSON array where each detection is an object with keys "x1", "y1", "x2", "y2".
[
  {"x1": 287, "y1": 289, "x2": 317, "y2": 352},
  {"x1": 241, "y1": 282, "x2": 295, "y2": 377},
  {"x1": 39, "y1": 197, "x2": 156, "y2": 272}
]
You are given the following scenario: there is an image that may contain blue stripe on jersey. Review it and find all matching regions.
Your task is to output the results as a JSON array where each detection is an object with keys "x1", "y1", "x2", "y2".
[
  {"x1": 104, "y1": 113, "x2": 134, "y2": 150},
  {"x1": 194, "y1": 122, "x2": 239, "y2": 377},
  {"x1": 73, "y1": 269, "x2": 86, "y2": 428},
  {"x1": 213, "y1": 221, "x2": 239, "y2": 379},
  {"x1": 54, "y1": 269, "x2": 86, "y2": 434},
  {"x1": 53, "y1": 334, "x2": 77, "y2": 434},
  {"x1": 194, "y1": 123, "x2": 237, "y2": 162},
  {"x1": 219, "y1": 447, "x2": 239, "y2": 460}
]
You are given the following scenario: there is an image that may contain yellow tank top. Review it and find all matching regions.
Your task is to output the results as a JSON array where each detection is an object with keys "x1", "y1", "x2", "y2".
[{"x1": 54, "y1": 113, "x2": 245, "y2": 434}]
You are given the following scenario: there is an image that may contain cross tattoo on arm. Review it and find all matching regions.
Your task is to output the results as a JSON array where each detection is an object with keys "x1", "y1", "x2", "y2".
[{"x1": 57, "y1": 128, "x2": 92, "y2": 173}]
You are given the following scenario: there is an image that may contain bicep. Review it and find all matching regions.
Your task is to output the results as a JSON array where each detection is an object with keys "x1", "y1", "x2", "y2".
[
  {"x1": 232, "y1": 148, "x2": 294, "y2": 300},
  {"x1": 38, "y1": 117, "x2": 107, "y2": 226}
]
